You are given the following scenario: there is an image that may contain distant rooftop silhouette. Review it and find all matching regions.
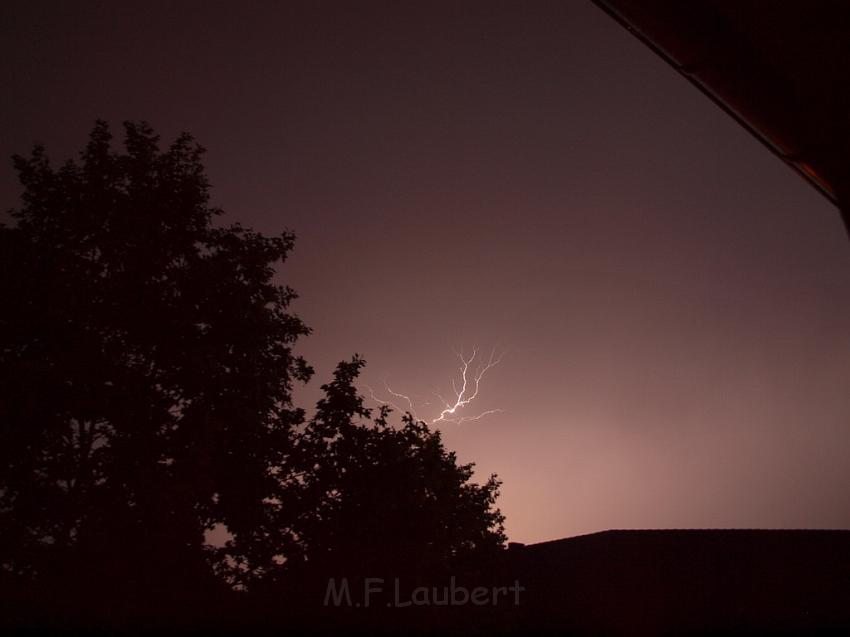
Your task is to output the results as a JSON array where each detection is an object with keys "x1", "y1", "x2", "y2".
[{"x1": 504, "y1": 528, "x2": 850, "y2": 635}]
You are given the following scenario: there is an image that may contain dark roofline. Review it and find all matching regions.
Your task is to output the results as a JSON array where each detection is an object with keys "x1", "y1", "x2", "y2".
[
  {"x1": 524, "y1": 527, "x2": 850, "y2": 550},
  {"x1": 592, "y1": 0, "x2": 850, "y2": 238}
]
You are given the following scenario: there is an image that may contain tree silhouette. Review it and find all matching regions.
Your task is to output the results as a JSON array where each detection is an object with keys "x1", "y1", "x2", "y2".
[
  {"x1": 0, "y1": 121, "x2": 312, "y2": 611},
  {"x1": 266, "y1": 357, "x2": 506, "y2": 599},
  {"x1": 0, "y1": 122, "x2": 507, "y2": 627}
]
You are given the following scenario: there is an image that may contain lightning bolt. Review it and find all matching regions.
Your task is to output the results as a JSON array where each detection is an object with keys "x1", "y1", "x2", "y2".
[
  {"x1": 432, "y1": 348, "x2": 504, "y2": 424},
  {"x1": 367, "y1": 347, "x2": 505, "y2": 425},
  {"x1": 366, "y1": 380, "x2": 420, "y2": 422}
]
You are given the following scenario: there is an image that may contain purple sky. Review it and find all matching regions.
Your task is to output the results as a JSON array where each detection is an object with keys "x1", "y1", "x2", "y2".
[{"x1": 3, "y1": 1, "x2": 849, "y2": 543}]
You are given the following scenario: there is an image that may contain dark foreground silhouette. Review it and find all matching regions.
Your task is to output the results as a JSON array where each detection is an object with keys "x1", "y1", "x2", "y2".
[
  {"x1": 3, "y1": 529, "x2": 850, "y2": 636},
  {"x1": 0, "y1": 122, "x2": 505, "y2": 633},
  {"x1": 3, "y1": 123, "x2": 848, "y2": 636},
  {"x1": 504, "y1": 529, "x2": 850, "y2": 636}
]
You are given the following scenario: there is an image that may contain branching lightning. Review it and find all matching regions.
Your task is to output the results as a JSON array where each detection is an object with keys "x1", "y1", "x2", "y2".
[
  {"x1": 366, "y1": 380, "x2": 420, "y2": 422},
  {"x1": 432, "y1": 348, "x2": 504, "y2": 424},
  {"x1": 367, "y1": 347, "x2": 505, "y2": 425}
]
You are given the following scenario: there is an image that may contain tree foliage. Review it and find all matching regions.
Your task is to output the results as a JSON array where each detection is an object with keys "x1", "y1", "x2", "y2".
[
  {"x1": 282, "y1": 357, "x2": 506, "y2": 584},
  {"x1": 0, "y1": 121, "x2": 312, "y2": 596},
  {"x1": 0, "y1": 122, "x2": 506, "y2": 621}
]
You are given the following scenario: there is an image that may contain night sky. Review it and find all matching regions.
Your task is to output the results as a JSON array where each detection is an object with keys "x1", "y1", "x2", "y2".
[{"x1": 3, "y1": 1, "x2": 849, "y2": 544}]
